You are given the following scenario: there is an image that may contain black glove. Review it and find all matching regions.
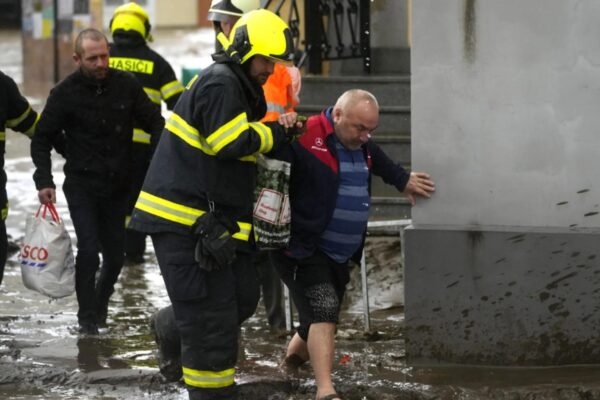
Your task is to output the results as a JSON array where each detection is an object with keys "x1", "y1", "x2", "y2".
[
  {"x1": 191, "y1": 212, "x2": 239, "y2": 271},
  {"x1": 285, "y1": 115, "x2": 307, "y2": 143}
]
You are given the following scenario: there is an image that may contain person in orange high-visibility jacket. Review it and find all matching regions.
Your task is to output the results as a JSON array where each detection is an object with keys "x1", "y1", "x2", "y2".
[{"x1": 261, "y1": 63, "x2": 300, "y2": 122}]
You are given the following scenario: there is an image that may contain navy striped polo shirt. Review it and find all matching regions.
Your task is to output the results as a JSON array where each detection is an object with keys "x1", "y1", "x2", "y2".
[{"x1": 318, "y1": 135, "x2": 370, "y2": 263}]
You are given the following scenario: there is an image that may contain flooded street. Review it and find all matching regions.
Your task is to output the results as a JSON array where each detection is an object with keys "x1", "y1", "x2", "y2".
[{"x1": 2, "y1": 28, "x2": 600, "y2": 400}]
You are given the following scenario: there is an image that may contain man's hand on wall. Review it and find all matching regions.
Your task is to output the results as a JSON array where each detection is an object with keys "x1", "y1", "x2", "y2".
[{"x1": 403, "y1": 172, "x2": 435, "y2": 205}]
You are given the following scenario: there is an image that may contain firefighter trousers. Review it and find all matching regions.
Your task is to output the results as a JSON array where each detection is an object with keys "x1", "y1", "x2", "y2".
[{"x1": 151, "y1": 231, "x2": 260, "y2": 399}]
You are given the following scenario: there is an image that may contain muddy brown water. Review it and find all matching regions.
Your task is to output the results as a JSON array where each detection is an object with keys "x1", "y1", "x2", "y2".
[{"x1": 2, "y1": 28, "x2": 600, "y2": 400}]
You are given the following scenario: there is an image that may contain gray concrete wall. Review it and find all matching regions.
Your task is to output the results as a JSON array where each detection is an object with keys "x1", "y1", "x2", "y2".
[
  {"x1": 412, "y1": 0, "x2": 600, "y2": 229},
  {"x1": 406, "y1": 0, "x2": 600, "y2": 364}
]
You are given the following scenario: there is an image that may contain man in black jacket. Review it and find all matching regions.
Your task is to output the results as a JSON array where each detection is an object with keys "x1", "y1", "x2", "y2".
[
  {"x1": 31, "y1": 28, "x2": 164, "y2": 335},
  {"x1": 109, "y1": 2, "x2": 183, "y2": 264},
  {"x1": 0, "y1": 70, "x2": 39, "y2": 286}
]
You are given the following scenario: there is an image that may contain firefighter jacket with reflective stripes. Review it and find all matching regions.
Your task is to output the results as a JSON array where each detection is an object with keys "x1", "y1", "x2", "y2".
[
  {"x1": 110, "y1": 32, "x2": 183, "y2": 146},
  {"x1": 31, "y1": 68, "x2": 165, "y2": 197},
  {"x1": 0, "y1": 70, "x2": 38, "y2": 200},
  {"x1": 261, "y1": 64, "x2": 298, "y2": 122},
  {"x1": 128, "y1": 58, "x2": 290, "y2": 237}
]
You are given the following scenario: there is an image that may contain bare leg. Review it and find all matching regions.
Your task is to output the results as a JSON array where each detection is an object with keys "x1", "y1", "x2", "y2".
[
  {"x1": 281, "y1": 332, "x2": 309, "y2": 373},
  {"x1": 307, "y1": 322, "x2": 337, "y2": 398},
  {"x1": 286, "y1": 332, "x2": 309, "y2": 359}
]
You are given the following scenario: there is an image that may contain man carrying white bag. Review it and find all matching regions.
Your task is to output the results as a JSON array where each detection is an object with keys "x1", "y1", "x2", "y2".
[{"x1": 19, "y1": 203, "x2": 75, "y2": 299}]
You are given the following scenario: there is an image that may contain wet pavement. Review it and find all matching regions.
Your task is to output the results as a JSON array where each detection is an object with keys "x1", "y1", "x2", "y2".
[{"x1": 2, "y1": 28, "x2": 600, "y2": 400}]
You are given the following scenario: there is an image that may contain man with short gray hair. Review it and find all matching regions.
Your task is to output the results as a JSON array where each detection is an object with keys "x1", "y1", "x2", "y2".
[{"x1": 273, "y1": 89, "x2": 435, "y2": 399}]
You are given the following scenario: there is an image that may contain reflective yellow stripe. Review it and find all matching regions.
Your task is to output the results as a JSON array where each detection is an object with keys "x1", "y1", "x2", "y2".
[
  {"x1": 161, "y1": 80, "x2": 184, "y2": 100},
  {"x1": 133, "y1": 128, "x2": 151, "y2": 144},
  {"x1": 125, "y1": 215, "x2": 132, "y2": 228},
  {"x1": 234, "y1": 222, "x2": 251, "y2": 241},
  {"x1": 135, "y1": 191, "x2": 250, "y2": 241},
  {"x1": 238, "y1": 154, "x2": 257, "y2": 162},
  {"x1": 109, "y1": 57, "x2": 155, "y2": 75},
  {"x1": 182, "y1": 367, "x2": 235, "y2": 389},
  {"x1": 135, "y1": 191, "x2": 204, "y2": 226},
  {"x1": 167, "y1": 112, "x2": 257, "y2": 163},
  {"x1": 7, "y1": 106, "x2": 31, "y2": 128},
  {"x1": 23, "y1": 113, "x2": 40, "y2": 137},
  {"x1": 166, "y1": 113, "x2": 210, "y2": 152},
  {"x1": 144, "y1": 87, "x2": 162, "y2": 104},
  {"x1": 206, "y1": 113, "x2": 248, "y2": 152},
  {"x1": 248, "y1": 121, "x2": 273, "y2": 153},
  {"x1": 0, "y1": 132, "x2": 5, "y2": 141},
  {"x1": 186, "y1": 75, "x2": 199, "y2": 90},
  {"x1": 2, "y1": 202, "x2": 8, "y2": 221}
]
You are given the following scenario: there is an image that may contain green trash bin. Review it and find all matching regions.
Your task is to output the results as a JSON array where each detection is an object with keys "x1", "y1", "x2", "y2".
[{"x1": 181, "y1": 67, "x2": 202, "y2": 86}]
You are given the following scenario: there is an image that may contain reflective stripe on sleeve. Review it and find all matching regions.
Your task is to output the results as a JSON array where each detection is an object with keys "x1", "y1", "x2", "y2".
[
  {"x1": 23, "y1": 113, "x2": 41, "y2": 137},
  {"x1": 248, "y1": 121, "x2": 273, "y2": 153},
  {"x1": 0, "y1": 132, "x2": 5, "y2": 141},
  {"x1": 166, "y1": 113, "x2": 255, "y2": 163},
  {"x1": 161, "y1": 80, "x2": 184, "y2": 100},
  {"x1": 205, "y1": 112, "x2": 248, "y2": 152},
  {"x1": 7, "y1": 106, "x2": 32, "y2": 128},
  {"x1": 133, "y1": 128, "x2": 151, "y2": 144},
  {"x1": 182, "y1": 367, "x2": 235, "y2": 389},
  {"x1": 234, "y1": 222, "x2": 252, "y2": 241},
  {"x1": 166, "y1": 113, "x2": 213, "y2": 153},
  {"x1": 143, "y1": 87, "x2": 162, "y2": 104}
]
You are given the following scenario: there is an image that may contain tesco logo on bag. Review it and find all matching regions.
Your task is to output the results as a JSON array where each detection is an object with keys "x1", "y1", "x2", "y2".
[{"x1": 20, "y1": 245, "x2": 49, "y2": 268}]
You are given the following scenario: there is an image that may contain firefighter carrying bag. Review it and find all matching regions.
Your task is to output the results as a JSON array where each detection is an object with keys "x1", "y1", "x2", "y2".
[
  {"x1": 253, "y1": 155, "x2": 291, "y2": 249},
  {"x1": 19, "y1": 203, "x2": 75, "y2": 299}
]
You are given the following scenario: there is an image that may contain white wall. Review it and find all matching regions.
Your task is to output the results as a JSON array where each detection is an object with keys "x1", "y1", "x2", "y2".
[{"x1": 412, "y1": 0, "x2": 600, "y2": 230}]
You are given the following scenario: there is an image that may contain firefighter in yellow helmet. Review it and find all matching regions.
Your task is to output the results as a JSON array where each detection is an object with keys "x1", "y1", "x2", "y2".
[
  {"x1": 109, "y1": 2, "x2": 184, "y2": 265},
  {"x1": 128, "y1": 9, "x2": 299, "y2": 399}
]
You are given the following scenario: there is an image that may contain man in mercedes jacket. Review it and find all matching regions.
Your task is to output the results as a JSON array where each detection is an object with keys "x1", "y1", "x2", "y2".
[{"x1": 273, "y1": 89, "x2": 435, "y2": 400}]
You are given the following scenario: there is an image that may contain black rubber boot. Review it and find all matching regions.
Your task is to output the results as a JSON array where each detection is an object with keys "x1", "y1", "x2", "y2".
[{"x1": 151, "y1": 305, "x2": 182, "y2": 382}]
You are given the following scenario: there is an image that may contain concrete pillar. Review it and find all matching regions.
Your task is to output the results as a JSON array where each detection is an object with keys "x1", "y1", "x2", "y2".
[{"x1": 405, "y1": 0, "x2": 600, "y2": 365}]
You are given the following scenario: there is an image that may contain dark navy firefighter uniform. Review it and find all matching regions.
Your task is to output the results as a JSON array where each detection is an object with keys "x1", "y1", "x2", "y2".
[
  {"x1": 0, "y1": 70, "x2": 39, "y2": 285},
  {"x1": 109, "y1": 31, "x2": 183, "y2": 262},
  {"x1": 128, "y1": 57, "x2": 290, "y2": 397}
]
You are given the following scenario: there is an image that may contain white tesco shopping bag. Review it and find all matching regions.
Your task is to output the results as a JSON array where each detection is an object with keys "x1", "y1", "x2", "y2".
[{"x1": 19, "y1": 203, "x2": 75, "y2": 299}]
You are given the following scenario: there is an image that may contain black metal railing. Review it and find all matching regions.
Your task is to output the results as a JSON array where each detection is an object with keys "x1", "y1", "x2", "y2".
[{"x1": 262, "y1": 0, "x2": 371, "y2": 74}]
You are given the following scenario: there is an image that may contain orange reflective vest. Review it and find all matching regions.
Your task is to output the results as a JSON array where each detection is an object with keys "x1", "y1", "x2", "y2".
[{"x1": 261, "y1": 63, "x2": 299, "y2": 122}]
